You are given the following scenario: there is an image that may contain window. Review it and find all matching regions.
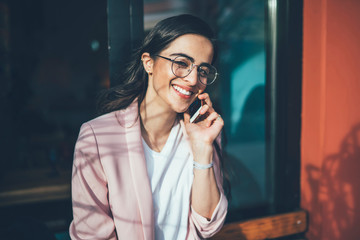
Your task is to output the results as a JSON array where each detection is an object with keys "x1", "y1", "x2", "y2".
[
  {"x1": 141, "y1": 0, "x2": 303, "y2": 223},
  {"x1": 0, "y1": 0, "x2": 108, "y2": 234}
]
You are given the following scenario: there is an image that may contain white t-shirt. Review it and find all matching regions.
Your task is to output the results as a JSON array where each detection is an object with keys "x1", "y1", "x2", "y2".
[{"x1": 142, "y1": 121, "x2": 193, "y2": 240}]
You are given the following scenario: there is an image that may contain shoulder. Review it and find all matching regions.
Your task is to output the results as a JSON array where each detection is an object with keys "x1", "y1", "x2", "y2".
[
  {"x1": 86, "y1": 100, "x2": 139, "y2": 130},
  {"x1": 76, "y1": 112, "x2": 118, "y2": 142},
  {"x1": 74, "y1": 109, "x2": 137, "y2": 158},
  {"x1": 76, "y1": 101, "x2": 140, "y2": 146},
  {"x1": 86, "y1": 111, "x2": 119, "y2": 129}
]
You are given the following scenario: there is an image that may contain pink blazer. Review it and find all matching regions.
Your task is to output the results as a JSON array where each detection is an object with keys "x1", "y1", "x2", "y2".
[{"x1": 69, "y1": 101, "x2": 228, "y2": 239}]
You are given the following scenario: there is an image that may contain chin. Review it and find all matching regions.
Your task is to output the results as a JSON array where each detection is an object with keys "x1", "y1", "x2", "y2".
[
  {"x1": 174, "y1": 107, "x2": 188, "y2": 114},
  {"x1": 166, "y1": 94, "x2": 193, "y2": 113},
  {"x1": 171, "y1": 104, "x2": 189, "y2": 114}
]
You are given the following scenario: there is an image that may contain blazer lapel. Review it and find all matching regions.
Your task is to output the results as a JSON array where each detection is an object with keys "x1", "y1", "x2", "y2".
[{"x1": 120, "y1": 101, "x2": 154, "y2": 240}]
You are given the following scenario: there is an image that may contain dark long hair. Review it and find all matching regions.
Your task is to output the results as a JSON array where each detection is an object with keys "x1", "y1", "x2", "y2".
[{"x1": 97, "y1": 14, "x2": 217, "y2": 114}]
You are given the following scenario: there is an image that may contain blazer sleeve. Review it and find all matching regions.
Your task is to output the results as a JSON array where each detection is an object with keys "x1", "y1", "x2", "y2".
[
  {"x1": 69, "y1": 123, "x2": 117, "y2": 240},
  {"x1": 188, "y1": 136, "x2": 228, "y2": 239}
]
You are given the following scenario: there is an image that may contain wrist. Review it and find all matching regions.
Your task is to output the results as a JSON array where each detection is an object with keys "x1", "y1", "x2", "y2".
[
  {"x1": 192, "y1": 146, "x2": 213, "y2": 165},
  {"x1": 193, "y1": 161, "x2": 213, "y2": 170},
  {"x1": 191, "y1": 141, "x2": 213, "y2": 154}
]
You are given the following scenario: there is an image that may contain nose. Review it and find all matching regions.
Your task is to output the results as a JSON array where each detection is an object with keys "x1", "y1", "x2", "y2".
[{"x1": 184, "y1": 65, "x2": 198, "y2": 86}]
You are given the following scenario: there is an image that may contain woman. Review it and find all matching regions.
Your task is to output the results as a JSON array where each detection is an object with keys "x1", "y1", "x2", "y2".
[{"x1": 69, "y1": 14, "x2": 228, "y2": 240}]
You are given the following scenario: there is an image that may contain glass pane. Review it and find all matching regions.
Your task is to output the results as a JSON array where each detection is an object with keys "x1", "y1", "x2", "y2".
[
  {"x1": 217, "y1": 0, "x2": 267, "y2": 216},
  {"x1": 0, "y1": 0, "x2": 108, "y2": 199}
]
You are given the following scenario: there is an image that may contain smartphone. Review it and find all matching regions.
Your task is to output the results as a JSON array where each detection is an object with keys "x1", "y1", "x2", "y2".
[{"x1": 188, "y1": 98, "x2": 202, "y2": 123}]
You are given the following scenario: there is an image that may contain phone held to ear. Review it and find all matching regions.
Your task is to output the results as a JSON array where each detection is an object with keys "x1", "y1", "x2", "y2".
[{"x1": 188, "y1": 98, "x2": 202, "y2": 123}]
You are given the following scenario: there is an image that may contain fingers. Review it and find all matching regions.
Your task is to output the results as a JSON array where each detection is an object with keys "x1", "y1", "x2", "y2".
[
  {"x1": 186, "y1": 106, "x2": 223, "y2": 129},
  {"x1": 189, "y1": 103, "x2": 213, "y2": 124},
  {"x1": 205, "y1": 112, "x2": 223, "y2": 127},
  {"x1": 185, "y1": 93, "x2": 222, "y2": 127},
  {"x1": 184, "y1": 111, "x2": 191, "y2": 123},
  {"x1": 198, "y1": 93, "x2": 212, "y2": 108},
  {"x1": 198, "y1": 93, "x2": 213, "y2": 115},
  {"x1": 199, "y1": 104, "x2": 210, "y2": 115}
]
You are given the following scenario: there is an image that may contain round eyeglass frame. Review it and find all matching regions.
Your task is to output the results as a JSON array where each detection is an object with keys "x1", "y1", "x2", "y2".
[{"x1": 154, "y1": 55, "x2": 218, "y2": 85}]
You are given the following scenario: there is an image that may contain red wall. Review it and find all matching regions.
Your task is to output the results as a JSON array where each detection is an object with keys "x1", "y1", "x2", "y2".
[{"x1": 301, "y1": 0, "x2": 360, "y2": 239}]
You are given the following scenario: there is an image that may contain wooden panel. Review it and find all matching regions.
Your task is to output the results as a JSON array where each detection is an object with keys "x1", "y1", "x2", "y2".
[
  {"x1": 0, "y1": 168, "x2": 71, "y2": 206},
  {"x1": 0, "y1": 184, "x2": 70, "y2": 207},
  {"x1": 211, "y1": 210, "x2": 307, "y2": 240}
]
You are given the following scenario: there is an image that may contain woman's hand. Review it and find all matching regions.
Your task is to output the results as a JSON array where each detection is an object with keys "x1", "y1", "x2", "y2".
[
  {"x1": 183, "y1": 93, "x2": 224, "y2": 163},
  {"x1": 184, "y1": 93, "x2": 223, "y2": 220}
]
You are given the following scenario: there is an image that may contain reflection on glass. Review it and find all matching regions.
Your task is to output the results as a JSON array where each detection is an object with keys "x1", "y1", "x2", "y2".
[
  {"x1": 0, "y1": 1, "x2": 108, "y2": 187},
  {"x1": 217, "y1": 0, "x2": 267, "y2": 213}
]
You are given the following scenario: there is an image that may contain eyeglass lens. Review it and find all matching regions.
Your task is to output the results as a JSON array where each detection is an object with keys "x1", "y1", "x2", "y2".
[{"x1": 171, "y1": 56, "x2": 217, "y2": 85}]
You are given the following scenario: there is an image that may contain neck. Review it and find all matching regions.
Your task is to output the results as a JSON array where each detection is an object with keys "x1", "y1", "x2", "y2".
[{"x1": 140, "y1": 96, "x2": 177, "y2": 152}]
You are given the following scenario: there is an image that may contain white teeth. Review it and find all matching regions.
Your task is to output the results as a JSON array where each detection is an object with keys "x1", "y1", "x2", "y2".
[{"x1": 173, "y1": 85, "x2": 191, "y2": 96}]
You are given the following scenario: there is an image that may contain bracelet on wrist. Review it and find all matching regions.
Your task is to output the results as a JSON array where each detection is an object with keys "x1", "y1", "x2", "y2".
[{"x1": 193, "y1": 161, "x2": 213, "y2": 170}]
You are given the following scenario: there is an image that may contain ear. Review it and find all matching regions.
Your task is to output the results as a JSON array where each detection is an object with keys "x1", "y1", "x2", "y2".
[{"x1": 141, "y1": 52, "x2": 153, "y2": 74}]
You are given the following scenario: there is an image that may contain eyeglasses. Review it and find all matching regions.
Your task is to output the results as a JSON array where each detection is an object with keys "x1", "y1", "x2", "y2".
[{"x1": 154, "y1": 55, "x2": 218, "y2": 85}]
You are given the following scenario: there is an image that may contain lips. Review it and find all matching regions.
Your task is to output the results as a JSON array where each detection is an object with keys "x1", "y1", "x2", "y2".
[{"x1": 172, "y1": 84, "x2": 193, "y2": 96}]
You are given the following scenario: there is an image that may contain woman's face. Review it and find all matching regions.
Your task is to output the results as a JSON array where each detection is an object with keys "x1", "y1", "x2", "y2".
[{"x1": 143, "y1": 34, "x2": 214, "y2": 113}]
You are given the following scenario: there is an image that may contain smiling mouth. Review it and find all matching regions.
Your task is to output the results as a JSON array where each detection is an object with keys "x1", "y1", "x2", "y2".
[{"x1": 172, "y1": 85, "x2": 193, "y2": 96}]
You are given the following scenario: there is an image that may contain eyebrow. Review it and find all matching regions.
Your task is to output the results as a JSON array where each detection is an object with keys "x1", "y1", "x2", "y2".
[
  {"x1": 169, "y1": 52, "x2": 213, "y2": 66},
  {"x1": 169, "y1": 53, "x2": 195, "y2": 63}
]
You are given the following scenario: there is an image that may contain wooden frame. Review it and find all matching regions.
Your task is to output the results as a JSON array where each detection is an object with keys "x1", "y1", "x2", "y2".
[
  {"x1": 211, "y1": 210, "x2": 307, "y2": 240},
  {"x1": 0, "y1": 168, "x2": 71, "y2": 207}
]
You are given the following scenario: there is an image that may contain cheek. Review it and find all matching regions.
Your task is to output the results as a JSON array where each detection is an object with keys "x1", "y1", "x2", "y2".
[
  {"x1": 151, "y1": 73, "x2": 171, "y2": 94},
  {"x1": 153, "y1": 67, "x2": 174, "y2": 87}
]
